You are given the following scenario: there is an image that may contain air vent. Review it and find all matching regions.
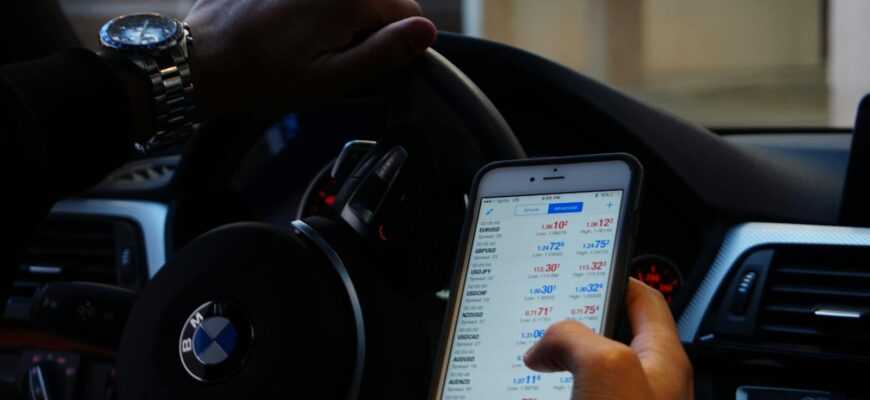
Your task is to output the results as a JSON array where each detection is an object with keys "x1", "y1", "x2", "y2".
[
  {"x1": 756, "y1": 245, "x2": 870, "y2": 354},
  {"x1": 114, "y1": 163, "x2": 175, "y2": 183},
  {"x1": 13, "y1": 215, "x2": 147, "y2": 301},
  {"x1": 96, "y1": 155, "x2": 180, "y2": 191}
]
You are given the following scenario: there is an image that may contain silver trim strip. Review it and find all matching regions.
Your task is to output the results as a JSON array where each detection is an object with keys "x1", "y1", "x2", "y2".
[
  {"x1": 51, "y1": 199, "x2": 168, "y2": 278},
  {"x1": 736, "y1": 386, "x2": 831, "y2": 400},
  {"x1": 28, "y1": 364, "x2": 48, "y2": 400},
  {"x1": 28, "y1": 266, "x2": 62, "y2": 275},
  {"x1": 678, "y1": 222, "x2": 870, "y2": 343},
  {"x1": 813, "y1": 308, "x2": 863, "y2": 319},
  {"x1": 292, "y1": 220, "x2": 364, "y2": 400}
]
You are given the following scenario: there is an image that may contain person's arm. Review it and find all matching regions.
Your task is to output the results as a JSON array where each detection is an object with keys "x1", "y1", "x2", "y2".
[
  {"x1": 1, "y1": 0, "x2": 436, "y2": 201},
  {"x1": 0, "y1": 50, "x2": 136, "y2": 196},
  {"x1": 524, "y1": 278, "x2": 694, "y2": 400},
  {"x1": 1, "y1": 0, "x2": 81, "y2": 65},
  {"x1": 1, "y1": 0, "x2": 435, "y2": 296}
]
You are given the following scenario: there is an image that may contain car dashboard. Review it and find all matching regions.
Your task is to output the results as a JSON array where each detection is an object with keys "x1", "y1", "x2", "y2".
[{"x1": 2, "y1": 33, "x2": 866, "y2": 400}]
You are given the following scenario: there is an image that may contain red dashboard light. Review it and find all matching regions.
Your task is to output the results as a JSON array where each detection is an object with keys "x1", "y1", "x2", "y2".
[{"x1": 631, "y1": 256, "x2": 682, "y2": 304}]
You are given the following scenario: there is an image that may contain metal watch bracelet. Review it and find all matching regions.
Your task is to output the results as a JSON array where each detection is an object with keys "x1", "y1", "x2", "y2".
[{"x1": 132, "y1": 24, "x2": 197, "y2": 152}]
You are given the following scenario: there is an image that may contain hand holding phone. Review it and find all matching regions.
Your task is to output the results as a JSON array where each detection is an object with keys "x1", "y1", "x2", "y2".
[
  {"x1": 432, "y1": 154, "x2": 644, "y2": 400},
  {"x1": 524, "y1": 279, "x2": 693, "y2": 400}
]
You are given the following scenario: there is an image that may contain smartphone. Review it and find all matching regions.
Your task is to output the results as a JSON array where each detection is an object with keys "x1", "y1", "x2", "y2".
[{"x1": 431, "y1": 154, "x2": 643, "y2": 400}]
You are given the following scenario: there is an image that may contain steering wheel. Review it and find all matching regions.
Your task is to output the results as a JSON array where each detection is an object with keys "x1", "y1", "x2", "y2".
[{"x1": 117, "y1": 48, "x2": 525, "y2": 400}]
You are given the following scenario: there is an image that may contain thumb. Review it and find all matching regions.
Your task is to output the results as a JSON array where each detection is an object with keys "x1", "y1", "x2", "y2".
[
  {"x1": 525, "y1": 320, "x2": 658, "y2": 400},
  {"x1": 523, "y1": 320, "x2": 620, "y2": 373},
  {"x1": 316, "y1": 17, "x2": 437, "y2": 89}
]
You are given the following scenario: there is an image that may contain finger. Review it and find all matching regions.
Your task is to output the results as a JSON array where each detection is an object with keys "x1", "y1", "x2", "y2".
[
  {"x1": 523, "y1": 320, "x2": 630, "y2": 374},
  {"x1": 626, "y1": 278, "x2": 683, "y2": 366},
  {"x1": 313, "y1": 16, "x2": 436, "y2": 91},
  {"x1": 626, "y1": 278, "x2": 681, "y2": 344},
  {"x1": 626, "y1": 278, "x2": 694, "y2": 398},
  {"x1": 524, "y1": 320, "x2": 656, "y2": 399}
]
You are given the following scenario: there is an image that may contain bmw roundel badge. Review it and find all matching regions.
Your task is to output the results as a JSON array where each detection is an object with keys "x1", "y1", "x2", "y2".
[{"x1": 179, "y1": 301, "x2": 253, "y2": 382}]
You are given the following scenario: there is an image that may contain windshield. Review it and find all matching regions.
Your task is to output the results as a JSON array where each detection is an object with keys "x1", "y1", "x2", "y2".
[
  {"x1": 462, "y1": 0, "x2": 868, "y2": 129},
  {"x1": 63, "y1": 0, "x2": 864, "y2": 129}
]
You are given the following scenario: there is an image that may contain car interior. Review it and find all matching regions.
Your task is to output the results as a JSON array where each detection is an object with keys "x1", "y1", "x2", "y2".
[{"x1": 3, "y1": 1, "x2": 869, "y2": 399}]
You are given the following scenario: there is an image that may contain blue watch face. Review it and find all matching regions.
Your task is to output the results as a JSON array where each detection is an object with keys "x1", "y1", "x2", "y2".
[{"x1": 101, "y1": 14, "x2": 178, "y2": 49}]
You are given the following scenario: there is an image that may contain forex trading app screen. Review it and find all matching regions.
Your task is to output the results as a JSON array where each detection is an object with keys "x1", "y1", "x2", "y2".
[{"x1": 441, "y1": 191, "x2": 624, "y2": 400}]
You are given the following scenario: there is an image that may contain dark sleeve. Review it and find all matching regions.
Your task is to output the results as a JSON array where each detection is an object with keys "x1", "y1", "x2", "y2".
[
  {"x1": 1, "y1": 0, "x2": 81, "y2": 65},
  {"x1": 0, "y1": 48, "x2": 133, "y2": 291}
]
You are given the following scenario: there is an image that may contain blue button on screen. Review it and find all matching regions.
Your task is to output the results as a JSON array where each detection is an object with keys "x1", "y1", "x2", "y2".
[{"x1": 548, "y1": 202, "x2": 583, "y2": 214}]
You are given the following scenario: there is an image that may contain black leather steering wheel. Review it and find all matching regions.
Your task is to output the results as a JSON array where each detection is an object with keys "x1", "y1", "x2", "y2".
[{"x1": 117, "y1": 48, "x2": 525, "y2": 400}]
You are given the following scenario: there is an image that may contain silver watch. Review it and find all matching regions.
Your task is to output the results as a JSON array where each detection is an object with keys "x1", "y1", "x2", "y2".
[{"x1": 100, "y1": 13, "x2": 198, "y2": 152}]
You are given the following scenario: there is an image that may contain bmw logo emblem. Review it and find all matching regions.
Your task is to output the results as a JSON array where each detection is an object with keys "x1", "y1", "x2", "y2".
[{"x1": 179, "y1": 301, "x2": 253, "y2": 382}]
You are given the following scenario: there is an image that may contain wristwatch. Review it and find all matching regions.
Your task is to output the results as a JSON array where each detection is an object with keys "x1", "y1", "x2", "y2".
[{"x1": 99, "y1": 13, "x2": 197, "y2": 152}]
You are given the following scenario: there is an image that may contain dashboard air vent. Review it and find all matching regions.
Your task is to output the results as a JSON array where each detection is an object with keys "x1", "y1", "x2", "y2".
[
  {"x1": 114, "y1": 163, "x2": 175, "y2": 183},
  {"x1": 756, "y1": 245, "x2": 870, "y2": 353},
  {"x1": 13, "y1": 215, "x2": 147, "y2": 301},
  {"x1": 95, "y1": 155, "x2": 180, "y2": 192}
]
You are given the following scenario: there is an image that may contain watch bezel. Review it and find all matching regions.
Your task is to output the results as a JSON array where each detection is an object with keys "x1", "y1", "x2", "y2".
[{"x1": 99, "y1": 13, "x2": 184, "y2": 52}]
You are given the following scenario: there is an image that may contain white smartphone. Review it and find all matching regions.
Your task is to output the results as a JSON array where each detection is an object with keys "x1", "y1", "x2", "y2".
[{"x1": 431, "y1": 154, "x2": 643, "y2": 400}]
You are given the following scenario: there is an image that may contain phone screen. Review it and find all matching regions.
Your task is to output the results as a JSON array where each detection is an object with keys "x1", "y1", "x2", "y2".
[{"x1": 440, "y1": 190, "x2": 625, "y2": 400}]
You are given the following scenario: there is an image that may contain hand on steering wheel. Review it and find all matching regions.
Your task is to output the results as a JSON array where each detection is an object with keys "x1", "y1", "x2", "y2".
[{"x1": 185, "y1": 0, "x2": 437, "y2": 117}]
